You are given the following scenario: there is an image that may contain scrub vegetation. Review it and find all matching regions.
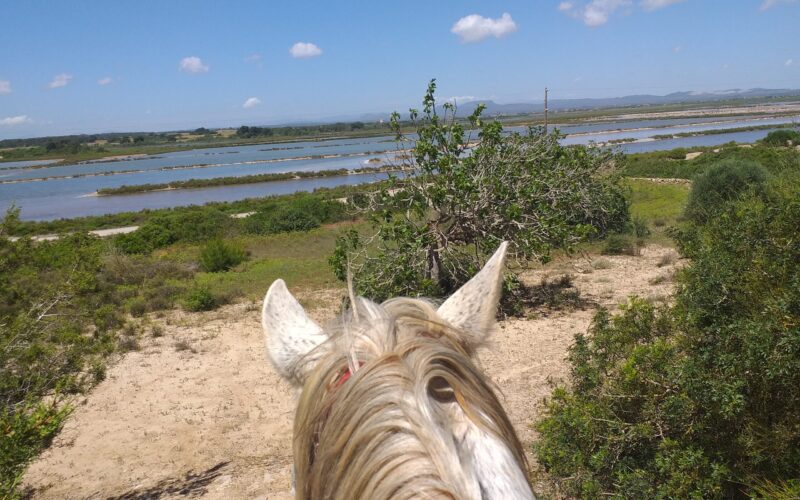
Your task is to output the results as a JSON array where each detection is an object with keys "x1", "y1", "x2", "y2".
[
  {"x1": 2, "y1": 84, "x2": 799, "y2": 497},
  {"x1": 536, "y1": 166, "x2": 800, "y2": 498}
]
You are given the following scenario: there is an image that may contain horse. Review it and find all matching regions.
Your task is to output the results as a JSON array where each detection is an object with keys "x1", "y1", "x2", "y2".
[{"x1": 261, "y1": 242, "x2": 535, "y2": 499}]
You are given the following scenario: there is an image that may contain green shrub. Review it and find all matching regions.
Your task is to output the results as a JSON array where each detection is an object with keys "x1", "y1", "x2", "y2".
[
  {"x1": 199, "y1": 239, "x2": 246, "y2": 272},
  {"x1": 93, "y1": 304, "x2": 124, "y2": 332},
  {"x1": 183, "y1": 286, "x2": 218, "y2": 311},
  {"x1": 684, "y1": 159, "x2": 769, "y2": 223},
  {"x1": 1, "y1": 402, "x2": 70, "y2": 496},
  {"x1": 761, "y1": 128, "x2": 800, "y2": 147},
  {"x1": 622, "y1": 144, "x2": 800, "y2": 179},
  {"x1": 152, "y1": 208, "x2": 229, "y2": 243},
  {"x1": 0, "y1": 222, "x2": 116, "y2": 497},
  {"x1": 630, "y1": 216, "x2": 651, "y2": 238},
  {"x1": 601, "y1": 233, "x2": 638, "y2": 256},
  {"x1": 114, "y1": 207, "x2": 230, "y2": 254},
  {"x1": 264, "y1": 204, "x2": 321, "y2": 233},
  {"x1": 142, "y1": 283, "x2": 182, "y2": 311},
  {"x1": 127, "y1": 297, "x2": 147, "y2": 317},
  {"x1": 114, "y1": 223, "x2": 174, "y2": 254},
  {"x1": 240, "y1": 195, "x2": 347, "y2": 236},
  {"x1": 751, "y1": 478, "x2": 800, "y2": 499},
  {"x1": 536, "y1": 173, "x2": 800, "y2": 498}
]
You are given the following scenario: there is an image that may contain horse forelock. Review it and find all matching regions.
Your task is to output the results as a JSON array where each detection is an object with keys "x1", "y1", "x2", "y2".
[{"x1": 290, "y1": 297, "x2": 530, "y2": 499}]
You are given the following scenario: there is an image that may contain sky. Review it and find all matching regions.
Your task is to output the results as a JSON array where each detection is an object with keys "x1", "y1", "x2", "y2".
[{"x1": 1, "y1": 0, "x2": 799, "y2": 139}]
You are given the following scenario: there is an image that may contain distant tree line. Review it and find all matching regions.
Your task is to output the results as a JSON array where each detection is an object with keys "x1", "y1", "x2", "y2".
[
  {"x1": 0, "y1": 132, "x2": 178, "y2": 149},
  {"x1": 236, "y1": 121, "x2": 381, "y2": 139}
]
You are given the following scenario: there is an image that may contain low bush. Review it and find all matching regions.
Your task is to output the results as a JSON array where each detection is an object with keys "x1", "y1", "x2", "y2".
[
  {"x1": 242, "y1": 196, "x2": 344, "y2": 235},
  {"x1": 142, "y1": 283, "x2": 182, "y2": 311},
  {"x1": 98, "y1": 253, "x2": 191, "y2": 315},
  {"x1": 114, "y1": 223, "x2": 174, "y2": 254},
  {"x1": 622, "y1": 144, "x2": 800, "y2": 179},
  {"x1": 93, "y1": 304, "x2": 125, "y2": 332},
  {"x1": 761, "y1": 128, "x2": 800, "y2": 147},
  {"x1": 183, "y1": 285, "x2": 218, "y2": 312},
  {"x1": 0, "y1": 215, "x2": 118, "y2": 497},
  {"x1": 528, "y1": 275, "x2": 585, "y2": 311},
  {"x1": 684, "y1": 159, "x2": 769, "y2": 223},
  {"x1": 114, "y1": 208, "x2": 229, "y2": 255},
  {"x1": 199, "y1": 239, "x2": 246, "y2": 272},
  {"x1": 127, "y1": 297, "x2": 147, "y2": 317},
  {"x1": 630, "y1": 216, "x2": 651, "y2": 238},
  {"x1": 601, "y1": 234, "x2": 639, "y2": 256},
  {"x1": 536, "y1": 173, "x2": 800, "y2": 498},
  {"x1": 1, "y1": 402, "x2": 71, "y2": 495}
]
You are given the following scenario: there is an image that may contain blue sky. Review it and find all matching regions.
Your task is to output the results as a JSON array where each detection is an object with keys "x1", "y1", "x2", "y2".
[{"x1": 1, "y1": 0, "x2": 798, "y2": 139}]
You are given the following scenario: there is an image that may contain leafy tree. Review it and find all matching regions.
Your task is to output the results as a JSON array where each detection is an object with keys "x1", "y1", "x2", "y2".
[{"x1": 331, "y1": 80, "x2": 628, "y2": 304}]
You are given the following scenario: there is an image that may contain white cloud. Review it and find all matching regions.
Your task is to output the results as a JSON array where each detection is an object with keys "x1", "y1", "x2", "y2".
[
  {"x1": 641, "y1": 0, "x2": 686, "y2": 10},
  {"x1": 245, "y1": 53, "x2": 262, "y2": 66},
  {"x1": 786, "y1": 58, "x2": 795, "y2": 66},
  {"x1": 760, "y1": 0, "x2": 798, "y2": 10},
  {"x1": 584, "y1": 0, "x2": 631, "y2": 26},
  {"x1": 289, "y1": 42, "x2": 322, "y2": 58},
  {"x1": 444, "y1": 95, "x2": 479, "y2": 103},
  {"x1": 673, "y1": 45, "x2": 682, "y2": 53},
  {"x1": 97, "y1": 76, "x2": 112, "y2": 86},
  {"x1": 0, "y1": 115, "x2": 32, "y2": 126},
  {"x1": 560, "y1": 0, "x2": 682, "y2": 26},
  {"x1": 179, "y1": 56, "x2": 209, "y2": 73},
  {"x1": 48, "y1": 73, "x2": 73, "y2": 89},
  {"x1": 242, "y1": 97, "x2": 262, "y2": 109},
  {"x1": 451, "y1": 13, "x2": 517, "y2": 43},
  {"x1": 0, "y1": 80, "x2": 10, "y2": 95},
  {"x1": 559, "y1": 0, "x2": 632, "y2": 26}
]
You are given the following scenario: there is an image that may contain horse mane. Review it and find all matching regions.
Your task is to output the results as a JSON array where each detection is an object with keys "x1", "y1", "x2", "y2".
[{"x1": 291, "y1": 296, "x2": 528, "y2": 499}]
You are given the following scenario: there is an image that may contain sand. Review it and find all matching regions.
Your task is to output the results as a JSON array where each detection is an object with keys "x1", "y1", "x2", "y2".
[{"x1": 22, "y1": 245, "x2": 681, "y2": 499}]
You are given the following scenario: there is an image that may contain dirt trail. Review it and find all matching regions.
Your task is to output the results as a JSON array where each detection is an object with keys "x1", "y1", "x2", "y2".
[{"x1": 23, "y1": 245, "x2": 681, "y2": 499}]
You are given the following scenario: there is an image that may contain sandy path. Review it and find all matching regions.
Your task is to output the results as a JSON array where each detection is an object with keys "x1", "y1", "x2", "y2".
[{"x1": 23, "y1": 245, "x2": 680, "y2": 499}]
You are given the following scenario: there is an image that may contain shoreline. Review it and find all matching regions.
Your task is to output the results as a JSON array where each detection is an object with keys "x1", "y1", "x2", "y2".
[
  {"x1": 3, "y1": 101, "x2": 799, "y2": 168},
  {"x1": 91, "y1": 165, "x2": 407, "y2": 197},
  {"x1": 0, "y1": 150, "x2": 402, "y2": 185}
]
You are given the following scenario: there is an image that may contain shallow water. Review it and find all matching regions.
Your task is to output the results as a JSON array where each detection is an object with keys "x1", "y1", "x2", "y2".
[{"x1": 2, "y1": 115, "x2": 797, "y2": 221}]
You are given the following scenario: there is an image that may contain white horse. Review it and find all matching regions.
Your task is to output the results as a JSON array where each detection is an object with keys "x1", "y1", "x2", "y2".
[{"x1": 262, "y1": 242, "x2": 535, "y2": 499}]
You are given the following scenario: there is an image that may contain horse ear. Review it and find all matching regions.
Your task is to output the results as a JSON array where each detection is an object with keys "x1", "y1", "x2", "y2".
[
  {"x1": 438, "y1": 242, "x2": 508, "y2": 345},
  {"x1": 262, "y1": 279, "x2": 327, "y2": 384}
]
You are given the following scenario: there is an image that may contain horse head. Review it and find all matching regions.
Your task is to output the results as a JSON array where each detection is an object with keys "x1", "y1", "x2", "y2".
[{"x1": 262, "y1": 242, "x2": 534, "y2": 499}]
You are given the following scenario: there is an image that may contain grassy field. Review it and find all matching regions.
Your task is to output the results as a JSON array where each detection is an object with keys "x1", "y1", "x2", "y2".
[
  {"x1": 626, "y1": 179, "x2": 689, "y2": 222},
  {"x1": 190, "y1": 224, "x2": 361, "y2": 299}
]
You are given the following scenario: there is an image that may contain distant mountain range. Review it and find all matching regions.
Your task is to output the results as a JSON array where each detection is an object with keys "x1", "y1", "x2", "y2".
[{"x1": 345, "y1": 88, "x2": 800, "y2": 123}]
